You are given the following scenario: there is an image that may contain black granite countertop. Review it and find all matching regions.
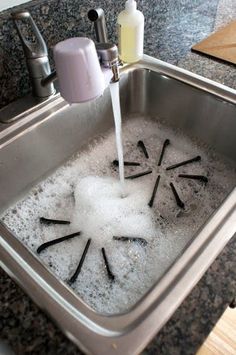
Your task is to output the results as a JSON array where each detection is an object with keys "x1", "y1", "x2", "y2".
[{"x1": 0, "y1": 0, "x2": 236, "y2": 354}]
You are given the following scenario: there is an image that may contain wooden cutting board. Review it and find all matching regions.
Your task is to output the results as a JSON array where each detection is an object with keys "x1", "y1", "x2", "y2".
[
  {"x1": 192, "y1": 21, "x2": 236, "y2": 65},
  {"x1": 197, "y1": 307, "x2": 236, "y2": 355}
]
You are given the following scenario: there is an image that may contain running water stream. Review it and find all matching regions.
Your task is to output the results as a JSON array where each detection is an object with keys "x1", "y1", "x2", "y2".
[{"x1": 109, "y1": 81, "x2": 126, "y2": 196}]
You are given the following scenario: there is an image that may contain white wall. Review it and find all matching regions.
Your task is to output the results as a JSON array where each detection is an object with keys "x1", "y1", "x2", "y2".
[{"x1": 0, "y1": 0, "x2": 32, "y2": 11}]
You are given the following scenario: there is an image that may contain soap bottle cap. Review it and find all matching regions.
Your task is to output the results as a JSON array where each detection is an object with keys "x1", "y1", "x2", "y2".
[{"x1": 125, "y1": 0, "x2": 137, "y2": 11}]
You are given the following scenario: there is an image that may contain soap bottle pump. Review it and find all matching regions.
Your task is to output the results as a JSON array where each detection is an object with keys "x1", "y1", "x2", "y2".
[{"x1": 117, "y1": 0, "x2": 144, "y2": 63}]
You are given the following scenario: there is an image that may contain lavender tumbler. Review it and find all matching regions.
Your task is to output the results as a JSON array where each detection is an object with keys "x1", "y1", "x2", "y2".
[{"x1": 53, "y1": 37, "x2": 106, "y2": 103}]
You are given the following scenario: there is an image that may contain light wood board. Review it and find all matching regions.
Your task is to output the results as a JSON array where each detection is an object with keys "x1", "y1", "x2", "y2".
[
  {"x1": 192, "y1": 21, "x2": 236, "y2": 65},
  {"x1": 197, "y1": 307, "x2": 236, "y2": 355}
]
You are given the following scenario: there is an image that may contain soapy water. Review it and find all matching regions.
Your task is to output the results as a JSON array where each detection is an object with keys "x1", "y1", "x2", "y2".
[
  {"x1": 72, "y1": 176, "x2": 156, "y2": 246},
  {"x1": 1, "y1": 116, "x2": 236, "y2": 314}
]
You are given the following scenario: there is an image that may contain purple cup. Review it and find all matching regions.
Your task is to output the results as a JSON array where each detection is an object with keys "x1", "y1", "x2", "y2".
[{"x1": 54, "y1": 37, "x2": 106, "y2": 103}]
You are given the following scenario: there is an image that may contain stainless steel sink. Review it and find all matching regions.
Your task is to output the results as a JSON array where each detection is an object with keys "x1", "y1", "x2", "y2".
[{"x1": 0, "y1": 55, "x2": 236, "y2": 355}]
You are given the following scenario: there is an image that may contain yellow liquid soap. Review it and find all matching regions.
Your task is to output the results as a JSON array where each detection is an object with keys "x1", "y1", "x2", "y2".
[
  {"x1": 118, "y1": 25, "x2": 144, "y2": 63},
  {"x1": 117, "y1": 0, "x2": 144, "y2": 64}
]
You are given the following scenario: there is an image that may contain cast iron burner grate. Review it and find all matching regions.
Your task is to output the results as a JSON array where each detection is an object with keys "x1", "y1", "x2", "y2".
[{"x1": 36, "y1": 138, "x2": 208, "y2": 285}]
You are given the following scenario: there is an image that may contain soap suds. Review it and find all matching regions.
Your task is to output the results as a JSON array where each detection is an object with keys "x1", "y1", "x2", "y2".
[
  {"x1": 72, "y1": 175, "x2": 157, "y2": 246},
  {"x1": 1, "y1": 116, "x2": 236, "y2": 314}
]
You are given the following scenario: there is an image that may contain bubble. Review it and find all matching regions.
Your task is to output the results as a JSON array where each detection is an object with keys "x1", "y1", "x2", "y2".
[{"x1": 1, "y1": 115, "x2": 235, "y2": 314}]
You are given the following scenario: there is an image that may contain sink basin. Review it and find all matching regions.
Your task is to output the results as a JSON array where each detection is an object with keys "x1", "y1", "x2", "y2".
[{"x1": 0, "y1": 55, "x2": 236, "y2": 355}]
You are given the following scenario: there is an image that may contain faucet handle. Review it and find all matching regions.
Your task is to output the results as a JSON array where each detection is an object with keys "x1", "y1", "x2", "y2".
[{"x1": 11, "y1": 10, "x2": 48, "y2": 59}]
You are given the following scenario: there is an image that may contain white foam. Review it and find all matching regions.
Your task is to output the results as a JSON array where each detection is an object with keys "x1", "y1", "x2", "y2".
[
  {"x1": 72, "y1": 175, "x2": 157, "y2": 246},
  {"x1": 1, "y1": 116, "x2": 236, "y2": 314}
]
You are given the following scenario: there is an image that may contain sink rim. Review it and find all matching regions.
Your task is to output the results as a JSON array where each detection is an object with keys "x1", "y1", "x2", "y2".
[{"x1": 0, "y1": 55, "x2": 236, "y2": 355}]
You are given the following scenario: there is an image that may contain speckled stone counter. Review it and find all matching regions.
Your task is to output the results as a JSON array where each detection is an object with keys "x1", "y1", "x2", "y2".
[{"x1": 0, "y1": 0, "x2": 236, "y2": 354}]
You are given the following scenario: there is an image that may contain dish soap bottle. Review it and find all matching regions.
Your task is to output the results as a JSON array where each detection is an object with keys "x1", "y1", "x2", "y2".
[{"x1": 117, "y1": 0, "x2": 144, "y2": 63}]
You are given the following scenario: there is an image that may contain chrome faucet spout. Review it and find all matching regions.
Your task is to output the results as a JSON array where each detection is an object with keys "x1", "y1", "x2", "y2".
[
  {"x1": 96, "y1": 43, "x2": 120, "y2": 82},
  {"x1": 110, "y1": 61, "x2": 120, "y2": 83}
]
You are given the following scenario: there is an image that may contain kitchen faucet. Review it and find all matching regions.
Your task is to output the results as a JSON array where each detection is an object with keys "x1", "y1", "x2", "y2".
[{"x1": 12, "y1": 10, "x2": 120, "y2": 103}]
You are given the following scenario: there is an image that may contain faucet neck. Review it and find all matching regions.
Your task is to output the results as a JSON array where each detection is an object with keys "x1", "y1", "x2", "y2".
[{"x1": 96, "y1": 43, "x2": 120, "y2": 83}]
